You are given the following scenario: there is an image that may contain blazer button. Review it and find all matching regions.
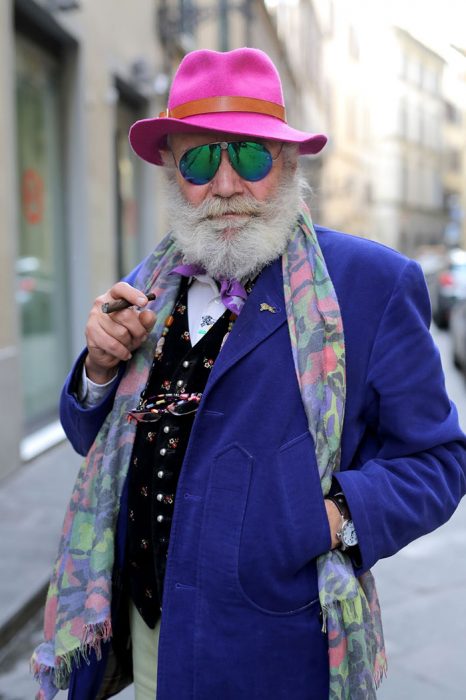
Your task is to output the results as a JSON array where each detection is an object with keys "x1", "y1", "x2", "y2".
[
  {"x1": 163, "y1": 425, "x2": 170, "y2": 434},
  {"x1": 157, "y1": 470, "x2": 173, "y2": 479},
  {"x1": 160, "y1": 448, "x2": 167, "y2": 456}
]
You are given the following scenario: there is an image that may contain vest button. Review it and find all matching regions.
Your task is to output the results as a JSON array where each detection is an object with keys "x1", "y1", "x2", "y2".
[
  {"x1": 157, "y1": 470, "x2": 164, "y2": 478},
  {"x1": 163, "y1": 425, "x2": 170, "y2": 434},
  {"x1": 182, "y1": 360, "x2": 189, "y2": 368},
  {"x1": 176, "y1": 379, "x2": 184, "y2": 388},
  {"x1": 157, "y1": 515, "x2": 164, "y2": 523},
  {"x1": 156, "y1": 493, "x2": 163, "y2": 502},
  {"x1": 160, "y1": 448, "x2": 167, "y2": 456}
]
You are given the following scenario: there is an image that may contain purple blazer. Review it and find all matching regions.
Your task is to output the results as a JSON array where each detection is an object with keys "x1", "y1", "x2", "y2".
[{"x1": 61, "y1": 227, "x2": 466, "y2": 699}]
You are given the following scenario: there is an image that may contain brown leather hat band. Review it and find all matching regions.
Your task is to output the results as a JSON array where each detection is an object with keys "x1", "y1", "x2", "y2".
[{"x1": 159, "y1": 96, "x2": 286, "y2": 122}]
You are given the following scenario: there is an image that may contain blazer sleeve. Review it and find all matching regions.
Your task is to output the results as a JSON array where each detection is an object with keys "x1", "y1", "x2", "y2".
[
  {"x1": 336, "y1": 259, "x2": 466, "y2": 573},
  {"x1": 59, "y1": 260, "x2": 145, "y2": 456}
]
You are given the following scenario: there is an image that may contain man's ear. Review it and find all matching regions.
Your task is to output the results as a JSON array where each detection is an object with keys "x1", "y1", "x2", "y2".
[
  {"x1": 159, "y1": 134, "x2": 175, "y2": 167},
  {"x1": 160, "y1": 148, "x2": 173, "y2": 167},
  {"x1": 281, "y1": 144, "x2": 299, "y2": 173}
]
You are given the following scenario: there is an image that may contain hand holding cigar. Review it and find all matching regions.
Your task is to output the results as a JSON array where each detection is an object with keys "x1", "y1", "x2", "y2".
[
  {"x1": 85, "y1": 283, "x2": 157, "y2": 384},
  {"x1": 101, "y1": 292, "x2": 156, "y2": 314}
]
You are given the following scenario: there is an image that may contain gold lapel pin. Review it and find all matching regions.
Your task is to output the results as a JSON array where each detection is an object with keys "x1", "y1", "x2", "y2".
[{"x1": 260, "y1": 303, "x2": 277, "y2": 313}]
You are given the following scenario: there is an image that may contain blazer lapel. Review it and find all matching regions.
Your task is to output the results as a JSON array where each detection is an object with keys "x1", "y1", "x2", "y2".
[{"x1": 205, "y1": 258, "x2": 287, "y2": 391}]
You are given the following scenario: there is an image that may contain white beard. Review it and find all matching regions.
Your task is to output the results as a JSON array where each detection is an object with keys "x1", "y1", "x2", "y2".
[{"x1": 165, "y1": 167, "x2": 304, "y2": 281}]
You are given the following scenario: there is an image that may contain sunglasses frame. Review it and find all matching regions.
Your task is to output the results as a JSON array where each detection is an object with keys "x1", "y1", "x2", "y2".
[
  {"x1": 127, "y1": 392, "x2": 203, "y2": 424},
  {"x1": 174, "y1": 139, "x2": 283, "y2": 186}
]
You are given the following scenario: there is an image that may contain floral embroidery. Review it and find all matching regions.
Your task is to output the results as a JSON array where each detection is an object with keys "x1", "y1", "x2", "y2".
[
  {"x1": 155, "y1": 337, "x2": 165, "y2": 359},
  {"x1": 200, "y1": 314, "x2": 215, "y2": 327}
]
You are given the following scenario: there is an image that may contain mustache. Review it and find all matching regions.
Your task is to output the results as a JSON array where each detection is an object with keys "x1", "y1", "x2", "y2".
[{"x1": 193, "y1": 195, "x2": 264, "y2": 220}]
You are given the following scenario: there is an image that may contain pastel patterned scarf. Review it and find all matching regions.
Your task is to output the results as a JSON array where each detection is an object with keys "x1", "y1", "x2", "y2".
[
  {"x1": 32, "y1": 204, "x2": 386, "y2": 699},
  {"x1": 283, "y1": 207, "x2": 387, "y2": 698}
]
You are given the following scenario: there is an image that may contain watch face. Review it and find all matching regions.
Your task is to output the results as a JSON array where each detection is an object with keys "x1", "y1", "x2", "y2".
[{"x1": 341, "y1": 520, "x2": 358, "y2": 548}]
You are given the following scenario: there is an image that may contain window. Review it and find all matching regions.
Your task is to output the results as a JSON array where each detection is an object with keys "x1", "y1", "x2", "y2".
[
  {"x1": 346, "y1": 95, "x2": 356, "y2": 141},
  {"x1": 15, "y1": 34, "x2": 69, "y2": 430},
  {"x1": 446, "y1": 101, "x2": 461, "y2": 125},
  {"x1": 398, "y1": 98, "x2": 407, "y2": 138},
  {"x1": 448, "y1": 149, "x2": 462, "y2": 172},
  {"x1": 400, "y1": 158, "x2": 408, "y2": 203},
  {"x1": 348, "y1": 26, "x2": 359, "y2": 61}
]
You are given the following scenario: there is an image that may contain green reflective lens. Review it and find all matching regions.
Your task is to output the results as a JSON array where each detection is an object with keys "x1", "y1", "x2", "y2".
[
  {"x1": 227, "y1": 142, "x2": 272, "y2": 182},
  {"x1": 179, "y1": 143, "x2": 222, "y2": 185},
  {"x1": 178, "y1": 141, "x2": 273, "y2": 185}
]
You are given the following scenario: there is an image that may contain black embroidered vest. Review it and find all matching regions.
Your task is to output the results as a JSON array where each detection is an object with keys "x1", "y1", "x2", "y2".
[{"x1": 126, "y1": 279, "x2": 233, "y2": 628}]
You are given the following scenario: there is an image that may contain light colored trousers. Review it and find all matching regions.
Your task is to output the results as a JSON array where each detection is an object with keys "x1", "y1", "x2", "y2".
[{"x1": 129, "y1": 602, "x2": 161, "y2": 700}]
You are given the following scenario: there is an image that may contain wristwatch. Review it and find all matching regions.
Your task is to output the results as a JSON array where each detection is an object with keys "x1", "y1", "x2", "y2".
[{"x1": 327, "y1": 492, "x2": 358, "y2": 551}]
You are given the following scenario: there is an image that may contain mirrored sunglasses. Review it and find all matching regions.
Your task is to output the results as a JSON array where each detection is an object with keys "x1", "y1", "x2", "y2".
[
  {"x1": 127, "y1": 392, "x2": 202, "y2": 424},
  {"x1": 178, "y1": 140, "x2": 276, "y2": 185}
]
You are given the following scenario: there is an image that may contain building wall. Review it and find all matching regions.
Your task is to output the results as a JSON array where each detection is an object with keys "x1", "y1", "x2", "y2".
[
  {"x1": 313, "y1": 0, "x2": 376, "y2": 236},
  {"x1": 0, "y1": 0, "x2": 22, "y2": 478},
  {"x1": 308, "y1": 1, "x2": 465, "y2": 255},
  {"x1": 379, "y1": 28, "x2": 445, "y2": 255},
  {"x1": 442, "y1": 46, "x2": 466, "y2": 249},
  {"x1": 0, "y1": 0, "x2": 167, "y2": 479}
]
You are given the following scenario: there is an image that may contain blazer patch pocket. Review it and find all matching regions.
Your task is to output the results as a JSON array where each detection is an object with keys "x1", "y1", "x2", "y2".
[{"x1": 236, "y1": 433, "x2": 328, "y2": 614}]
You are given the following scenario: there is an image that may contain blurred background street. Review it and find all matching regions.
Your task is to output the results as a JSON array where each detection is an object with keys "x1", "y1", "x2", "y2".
[{"x1": 1, "y1": 0, "x2": 466, "y2": 698}]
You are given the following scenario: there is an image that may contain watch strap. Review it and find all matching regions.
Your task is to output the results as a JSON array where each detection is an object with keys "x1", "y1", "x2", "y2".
[
  {"x1": 326, "y1": 492, "x2": 356, "y2": 551},
  {"x1": 327, "y1": 492, "x2": 350, "y2": 520}
]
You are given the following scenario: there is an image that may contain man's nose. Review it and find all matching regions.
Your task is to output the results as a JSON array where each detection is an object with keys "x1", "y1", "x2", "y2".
[{"x1": 210, "y1": 149, "x2": 245, "y2": 197}]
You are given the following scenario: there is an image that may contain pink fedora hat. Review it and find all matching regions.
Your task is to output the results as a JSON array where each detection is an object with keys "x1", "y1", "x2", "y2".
[{"x1": 129, "y1": 47, "x2": 327, "y2": 165}]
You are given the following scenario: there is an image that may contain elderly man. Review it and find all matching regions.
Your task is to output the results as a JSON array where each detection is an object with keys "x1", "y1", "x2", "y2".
[{"x1": 33, "y1": 48, "x2": 466, "y2": 700}]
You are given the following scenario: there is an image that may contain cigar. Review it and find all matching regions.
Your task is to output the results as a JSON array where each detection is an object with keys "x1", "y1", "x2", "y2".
[{"x1": 101, "y1": 292, "x2": 156, "y2": 314}]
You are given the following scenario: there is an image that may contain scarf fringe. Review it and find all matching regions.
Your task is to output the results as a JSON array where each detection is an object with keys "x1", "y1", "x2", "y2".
[
  {"x1": 81, "y1": 618, "x2": 112, "y2": 658},
  {"x1": 31, "y1": 620, "x2": 113, "y2": 692},
  {"x1": 373, "y1": 655, "x2": 388, "y2": 689}
]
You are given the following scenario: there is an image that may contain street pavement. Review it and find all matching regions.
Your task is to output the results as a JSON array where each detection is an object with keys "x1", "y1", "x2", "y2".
[{"x1": 0, "y1": 326, "x2": 465, "y2": 699}]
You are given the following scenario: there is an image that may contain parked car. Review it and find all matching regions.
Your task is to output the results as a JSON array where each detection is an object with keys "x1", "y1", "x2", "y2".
[
  {"x1": 429, "y1": 248, "x2": 466, "y2": 329},
  {"x1": 450, "y1": 298, "x2": 466, "y2": 372}
]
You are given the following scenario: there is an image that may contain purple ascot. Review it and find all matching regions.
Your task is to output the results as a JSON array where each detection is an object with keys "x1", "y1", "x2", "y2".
[{"x1": 171, "y1": 263, "x2": 248, "y2": 315}]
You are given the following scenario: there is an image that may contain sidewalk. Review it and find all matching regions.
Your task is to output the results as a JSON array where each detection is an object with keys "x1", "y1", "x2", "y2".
[{"x1": 0, "y1": 440, "x2": 81, "y2": 647}]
